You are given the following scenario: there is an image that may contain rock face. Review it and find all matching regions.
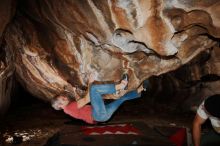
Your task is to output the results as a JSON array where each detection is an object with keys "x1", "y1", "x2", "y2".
[
  {"x1": 1, "y1": 0, "x2": 220, "y2": 104},
  {"x1": 145, "y1": 45, "x2": 220, "y2": 112},
  {"x1": 0, "y1": 0, "x2": 16, "y2": 114}
]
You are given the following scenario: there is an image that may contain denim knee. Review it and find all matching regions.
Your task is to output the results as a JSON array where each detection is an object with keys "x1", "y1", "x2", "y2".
[{"x1": 90, "y1": 85, "x2": 99, "y2": 92}]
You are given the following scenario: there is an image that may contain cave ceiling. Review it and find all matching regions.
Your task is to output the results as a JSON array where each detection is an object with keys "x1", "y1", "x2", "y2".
[{"x1": 0, "y1": 0, "x2": 220, "y2": 111}]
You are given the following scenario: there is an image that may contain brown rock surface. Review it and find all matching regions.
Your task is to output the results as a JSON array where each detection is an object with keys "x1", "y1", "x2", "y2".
[
  {"x1": 0, "y1": 0, "x2": 220, "y2": 105},
  {"x1": 0, "y1": 0, "x2": 16, "y2": 114}
]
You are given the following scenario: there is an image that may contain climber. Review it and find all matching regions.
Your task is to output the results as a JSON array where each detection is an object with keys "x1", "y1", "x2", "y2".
[
  {"x1": 51, "y1": 74, "x2": 149, "y2": 124},
  {"x1": 192, "y1": 94, "x2": 220, "y2": 146}
]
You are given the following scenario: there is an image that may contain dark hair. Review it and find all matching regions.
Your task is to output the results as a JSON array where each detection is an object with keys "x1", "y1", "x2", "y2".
[{"x1": 204, "y1": 94, "x2": 220, "y2": 118}]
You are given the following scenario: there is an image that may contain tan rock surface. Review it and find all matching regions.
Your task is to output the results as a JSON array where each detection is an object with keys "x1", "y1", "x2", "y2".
[{"x1": 0, "y1": 0, "x2": 219, "y2": 104}]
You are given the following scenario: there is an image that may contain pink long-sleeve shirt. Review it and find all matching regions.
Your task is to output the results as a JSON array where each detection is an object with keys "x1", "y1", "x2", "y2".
[{"x1": 63, "y1": 102, "x2": 95, "y2": 124}]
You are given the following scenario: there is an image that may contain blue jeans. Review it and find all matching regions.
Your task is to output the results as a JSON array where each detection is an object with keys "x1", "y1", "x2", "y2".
[{"x1": 90, "y1": 84, "x2": 141, "y2": 122}]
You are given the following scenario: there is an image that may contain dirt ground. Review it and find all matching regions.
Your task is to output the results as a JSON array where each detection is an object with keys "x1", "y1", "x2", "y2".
[{"x1": 0, "y1": 92, "x2": 195, "y2": 146}]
